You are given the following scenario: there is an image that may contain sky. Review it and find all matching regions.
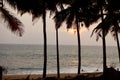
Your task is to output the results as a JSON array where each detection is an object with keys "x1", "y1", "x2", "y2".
[{"x1": 0, "y1": 6, "x2": 118, "y2": 46}]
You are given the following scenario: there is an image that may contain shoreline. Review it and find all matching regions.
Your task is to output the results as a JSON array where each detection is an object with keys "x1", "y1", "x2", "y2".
[{"x1": 3, "y1": 72, "x2": 102, "y2": 80}]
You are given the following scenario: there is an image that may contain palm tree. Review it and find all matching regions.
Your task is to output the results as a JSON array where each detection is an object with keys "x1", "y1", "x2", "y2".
[
  {"x1": 92, "y1": 0, "x2": 107, "y2": 79},
  {"x1": 0, "y1": 1, "x2": 23, "y2": 78},
  {"x1": 0, "y1": 0, "x2": 24, "y2": 36},
  {"x1": 5, "y1": 0, "x2": 66, "y2": 78},
  {"x1": 54, "y1": 0, "x2": 100, "y2": 75},
  {"x1": 99, "y1": 3, "x2": 107, "y2": 79},
  {"x1": 92, "y1": 14, "x2": 120, "y2": 61},
  {"x1": 106, "y1": 0, "x2": 120, "y2": 62},
  {"x1": 5, "y1": 0, "x2": 50, "y2": 78},
  {"x1": 55, "y1": 26, "x2": 60, "y2": 78},
  {"x1": 54, "y1": 1, "x2": 73, "y2": 78},
  {"x1": 112, "y1": 22, "x2": 120, "y2": 62},
  {"x1": 54, "y1": 1, "x2": 82, "y2": 74},
  {"x1": 92, "y1": 1, "x2": 120, "y2": 76}
]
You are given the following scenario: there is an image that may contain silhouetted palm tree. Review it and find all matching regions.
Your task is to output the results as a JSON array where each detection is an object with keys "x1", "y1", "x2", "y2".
[
  {"x1": 5, "y1": 0, "x2": 67, "y2": 78},
  {"x1": 92, "y1": 14, "x2": 120, "y2": 61},
  {"x1": 5, "y1": 0, "x2": 55, "y2": 78},
  {"x1": 54, "y1": 2, "x2": 81, "y2": 74},
  {"x1": 91, "y1": 0, "x2": 108, "y2": 79},
  {"x1": 111, "y1": 22, "x2": 120, "y2": 62},
  {"x1": 106, "y1": 0, "x2": 120, "y2": 62},
  {"x1": 0, "y1": 0, "x2": 24, "y2": 36},
  {"x1": 55, "y1": 1, "x2": 71, "y2": 78},
  {"x1": 55, "y1": 26, "x2": 60, "y2": 78},
  {"x1": 54, "y1": 0, "x2": 100, "y2": 75},
  {"x1": 92, "y1": 0, "x2": 120, "y2": 69}
]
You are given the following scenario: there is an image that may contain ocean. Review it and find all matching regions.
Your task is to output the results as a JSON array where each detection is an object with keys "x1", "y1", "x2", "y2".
[{"x1": 0, "y1": 44, "x2": 120, "y2": 75}]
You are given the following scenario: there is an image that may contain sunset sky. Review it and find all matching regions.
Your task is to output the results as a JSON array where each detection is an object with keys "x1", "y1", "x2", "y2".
[{"x1": 0, "y1": 7, "x2": 118, "y2": 46}]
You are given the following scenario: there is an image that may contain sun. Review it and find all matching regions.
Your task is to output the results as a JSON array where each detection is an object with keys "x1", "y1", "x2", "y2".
[
  {"x1": 67, "y1": 28, "x2": 77, "y2": 35},
  {"x1": 67, "y1": 27, "x2": 87, "y2": 35}
]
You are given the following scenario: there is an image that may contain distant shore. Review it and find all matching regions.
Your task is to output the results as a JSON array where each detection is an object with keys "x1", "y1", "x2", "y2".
[{"x1": 3, "y1": 72, "x2": 102, "y2": 80}]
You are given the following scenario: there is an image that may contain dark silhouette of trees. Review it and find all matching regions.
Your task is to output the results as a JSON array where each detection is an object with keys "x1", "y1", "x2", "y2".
[
  {"x1": 54, "y1": 0, "x2": 100, "y2": 75},
  {"x1": 0, "y1": 0, "x2": 24, "y2": 36},
  {"x1": 55, "y1": 26, "x2": 60, "y2": 78},
  {"x1": 5, "y1": 0, "x2": 68, "y2": 78},
  {"x1": 91, "y1": 0, "x2": 120, "y2": 79},
  {"x1": 5, "y1": 0, "x2": 57, "y2": 78},
  {"x1": 91, "y1": 0, "x2": 108, "y2": 80},
  {"x1": 107, "y1": 0, "x2": 120, "y2": 63},
  {"x1": 54, "y1": 0, "x2": 82, "y2": 74},
  {"x1": 3, "y1": 0, "x2": 120, "y2": 79}
]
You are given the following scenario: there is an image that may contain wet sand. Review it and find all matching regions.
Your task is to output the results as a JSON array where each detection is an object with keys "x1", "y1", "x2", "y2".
[{"x1": 3, "y1": 72, "x2": 102, "y2": 80}]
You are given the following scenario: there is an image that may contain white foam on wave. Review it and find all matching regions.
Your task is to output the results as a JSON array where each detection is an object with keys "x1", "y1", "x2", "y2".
[{"x1": 5, "y1": 67, "x2": 103, "y2": 75}]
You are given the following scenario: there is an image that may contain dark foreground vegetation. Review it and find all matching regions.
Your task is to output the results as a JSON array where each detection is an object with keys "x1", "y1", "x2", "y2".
[{"x1": 2, "y1": 67, "x2": 120, "y2": 80}]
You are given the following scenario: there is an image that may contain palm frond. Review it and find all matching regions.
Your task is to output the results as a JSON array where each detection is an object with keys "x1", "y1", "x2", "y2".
[
  {"x1": 91, "y1": 14, "x2": 116, "y2": 41},
  {"x1": 54, "y1": 8, "x2": 70, "y2": 29},
  {"x1": 5, "y1": 0, "x2": 43, "y2": 21},
  {"x1": 91, "y1": 22, "x2": 102, "y2": 41},
  {"x1": 0, "y1": 7, "x2": 24, "y2": 36},
  {"x1": 110, "y1": 22, "x2": 120, "y2": 40},
  {"x1": 66, "y1": 7, "x2": 75, "y2": 29}
]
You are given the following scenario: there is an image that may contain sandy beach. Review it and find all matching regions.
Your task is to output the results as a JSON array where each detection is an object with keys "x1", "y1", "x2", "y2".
[{"x1": 3, "y1": 72, "x2": 102, "y2": 80}]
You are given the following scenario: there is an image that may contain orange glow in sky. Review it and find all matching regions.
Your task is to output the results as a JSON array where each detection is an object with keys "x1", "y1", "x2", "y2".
[
  {"x1": 67, "y1": 27, "x2": 87, "y2": 35},
  {"x1": 67, "y1": 28, "x2": 77, "y2": 35}
]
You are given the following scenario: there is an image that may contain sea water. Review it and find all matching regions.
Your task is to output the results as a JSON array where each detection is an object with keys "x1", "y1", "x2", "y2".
[{"x1": 0, "y1": 44, "x2": 120, "y2": 75}]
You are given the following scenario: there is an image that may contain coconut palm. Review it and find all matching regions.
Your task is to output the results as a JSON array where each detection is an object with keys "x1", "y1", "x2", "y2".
[
  {"x1": 92, "y1": 0, "x2": 107, "y2": 79},
  {"x1": 55, "y1": 26, "x2": 60, "y2": 78},
  {"x1": 99, "y1": 3, "x2": 107, "y2": 79},
  {"x1": 92, "y1": 14, "x2": 120, "y2": 60},
  {"x1": 106, "y1": 0, "x2": 120, "y2": 62},
  {"x1": 0, "y1": 0, "x2": 24, "y2": 36},
  {"x1": 55, "y1": 1, "x2": 73, "y2": 78},
  {"x1": 111, "y1": 22, "x2": 120, "y2": 62},
  {"x1": 54, "y1": 1, "x2": 81, "y2": 74},
  {"x1": 54, "y1": 0, "x2": 100, "y2": 75},
  {"x1": 5, "y1": 0, "x2": 69, "y2": 78},
  {"x1": 92, "y1": 0, "x2": 120, "y2": 66},
  {"x1": 5, "y1": 0, "x2": 53, "y2": 78}
]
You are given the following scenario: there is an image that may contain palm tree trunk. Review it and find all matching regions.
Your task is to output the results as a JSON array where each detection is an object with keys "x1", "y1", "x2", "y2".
[
  {"x1": 76, "y1": 17, "x2": 81, "y2": 74},
  {"x1": 0, "y1": 66, "x2": 2, "y2": 80},
  {"x1": 114, "y1": 23, "x2": 120, "y2": 63},
  {"x1": 100, "y1": 3, "x2": 107, "y2": 80},
  {"x1": 42, "y1": 1, "x2": 47, "y2": 79},
  {"x1": 56, "y1": 28, "x2": 60, "y2": 78}
]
